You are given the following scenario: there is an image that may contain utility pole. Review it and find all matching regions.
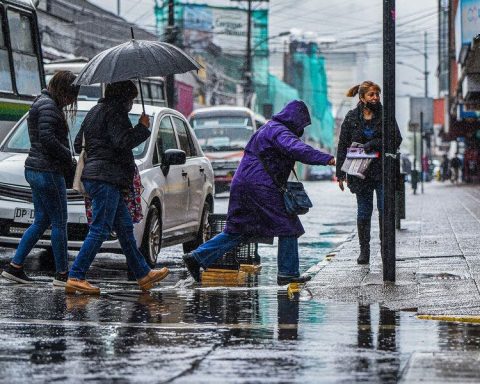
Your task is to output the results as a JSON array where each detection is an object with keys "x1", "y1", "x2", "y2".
[
  {"x1": 231, "y1": 0, "x2": 269, "y2": 107},
  {"x1": 245, "y1": 0, "x2": 252, "y2": 106},
  {"x1": 383, "y1": 0, "x2": 396, "y2": 282},
  {"x1": 117, "y1": 0, "x2": 121, "y2": 16},
  {"x1": 166, "y1": 0, "x2": 175, "y2": 108},
  {"x1": 420, "y1": 112, "x2": 424, "y2": 193},
  {"x1": 420, "y1": 32, "x2": 430, "y2": 194}
]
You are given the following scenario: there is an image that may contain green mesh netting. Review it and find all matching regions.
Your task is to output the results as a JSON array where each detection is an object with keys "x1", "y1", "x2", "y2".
[{"x1": 289, "y1": 49, "x2": 334, "y2": 149}]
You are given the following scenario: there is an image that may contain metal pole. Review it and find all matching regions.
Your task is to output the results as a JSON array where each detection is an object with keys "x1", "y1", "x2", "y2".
[
  {"x1": 382, "y1": 0, "x2": 396, "y2": 282},
  {"x1": 117, "y1": 0, "x2": 121, "y2": 16},
  {"x1": 424, "y1": 32, "x2": 428, "y2": 98},
  {"x1": 245, "y1": 0, "x2": 252, "y2": 107},
  {"x1": 413, "y1": 123, "x2": 417, "y2": 195},
  {"x1": 420, "y1": 111, "x2": 424, "y2": 193},
  {"x1": 166, "y1": 0, "x2": 175, "y2": 109}
]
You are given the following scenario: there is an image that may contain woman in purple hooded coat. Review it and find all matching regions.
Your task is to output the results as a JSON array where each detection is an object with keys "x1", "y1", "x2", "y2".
[{"x1": 183, "y1": 100, "x2": 335, "y2": 285}]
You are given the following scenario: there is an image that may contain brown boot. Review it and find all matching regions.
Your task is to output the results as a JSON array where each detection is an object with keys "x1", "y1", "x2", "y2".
[
  {"x1": 137, "y1": 268, "x2": 169, "y2": 291},
  {"x1": 65, "y1": 278, "x2": 100, "y2": 295}
]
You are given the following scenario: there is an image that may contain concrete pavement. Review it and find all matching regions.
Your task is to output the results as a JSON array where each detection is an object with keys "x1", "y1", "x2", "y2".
[{"x1": 307, "y1": 182, "x2": 480, "y2": 317}]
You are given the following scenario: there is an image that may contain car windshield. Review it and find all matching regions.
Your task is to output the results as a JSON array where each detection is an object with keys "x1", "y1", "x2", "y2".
[
  {"x1": 1, "y1": 110, "x2": 150, "y2": 159},
  {"x1": 191, "y1": 116, "x2": 254, "y2": 152}
]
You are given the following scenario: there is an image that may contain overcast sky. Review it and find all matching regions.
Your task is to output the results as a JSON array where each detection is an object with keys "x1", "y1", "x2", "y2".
[{"x1": 91, "y1": 0, "x2": 439, "y2": 131}]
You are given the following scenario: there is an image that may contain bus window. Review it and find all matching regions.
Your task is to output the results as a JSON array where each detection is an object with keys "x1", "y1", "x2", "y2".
[
  {"x1": 7, "y1": 10, "x2": 41, "y2": 95},
  {"x1": 150, "y1": 83, "x2": 160, "y2": 100},
  {"x1": 0, "y1": 10, "x2": 12, "y2": 92}
]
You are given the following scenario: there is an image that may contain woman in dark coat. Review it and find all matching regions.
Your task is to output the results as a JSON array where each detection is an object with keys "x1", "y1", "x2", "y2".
[
  {"x1": 183, "y1": 100, "x2": 335, "y2": 285},
  {"x1": 1, "y1": 71, "x2": 79, "y2": 286},
  {"x1": 65, "y1": 80, "x2": 169, "y2": 295},
  {"x1": 336, "y1": 81, "x2": 402, "y2": 265}
]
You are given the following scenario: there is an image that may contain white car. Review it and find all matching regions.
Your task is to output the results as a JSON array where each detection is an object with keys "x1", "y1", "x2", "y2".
[{"x1": 0, "y1": 101, "x2": 214, "y2": 267}]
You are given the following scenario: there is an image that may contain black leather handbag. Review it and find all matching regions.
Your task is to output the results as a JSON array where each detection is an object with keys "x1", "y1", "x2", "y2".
[{"x1": 259, "y1": 155, "x2": 312, "y2": 216}]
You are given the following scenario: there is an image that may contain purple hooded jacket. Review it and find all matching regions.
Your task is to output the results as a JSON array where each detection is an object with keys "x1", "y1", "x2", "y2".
[{"x1": 224, "y1": 100, "x2": 334, "y2": 237}]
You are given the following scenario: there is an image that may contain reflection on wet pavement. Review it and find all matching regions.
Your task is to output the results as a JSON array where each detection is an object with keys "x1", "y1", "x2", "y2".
[{"x1": 1, "y1": 183, "x2": 480, "y2": 382}]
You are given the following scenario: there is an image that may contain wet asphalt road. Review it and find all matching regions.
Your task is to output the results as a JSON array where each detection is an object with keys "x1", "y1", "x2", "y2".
[{"x1": 1, "y1": 181, "x2": 480, "y2": 383}]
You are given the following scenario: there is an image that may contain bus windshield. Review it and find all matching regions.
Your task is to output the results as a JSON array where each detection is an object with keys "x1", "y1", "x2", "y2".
[
  {"x1": 191, "y1": 115, "x2": 254, "y2": 152},
  {"x1": 2, "y1": 111, "x2": 150, "y2": 159}
]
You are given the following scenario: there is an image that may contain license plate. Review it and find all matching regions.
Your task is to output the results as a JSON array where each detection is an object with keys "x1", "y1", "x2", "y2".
[{"x1": 14, "y1": 208, "x2": 35, "y2": 224}]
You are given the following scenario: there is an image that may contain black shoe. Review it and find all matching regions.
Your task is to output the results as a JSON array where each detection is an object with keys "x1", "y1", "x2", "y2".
[
  {"x1": 53, "y1": 272, "x2": 68, "y2": 287},
  {"x1": 182, "y1": 253, "x2": 201, "y2": 282},
  {"x1": 1, "y1": 264, "x2": 33, "y2": 284},
  {"x1": 277, "y1": 275, "x2": 312, "y2": 286}
]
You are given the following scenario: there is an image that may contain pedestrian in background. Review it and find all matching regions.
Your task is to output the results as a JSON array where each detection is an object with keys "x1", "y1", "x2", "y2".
[
  {"x1": 450, "y1": 154, "x2": 461, "y2": 183},
  {"x1": 336, "y1": 81, "x2": 402, "y2": 265},
  {"x1": 183, "y1": 100, "x2": 335, "y2": 285},
  {"x1": 2, "y1": 71, "x2": 79, "y2": 286},
  {"x1": 440, "y1": 154, "x2": 450, "y2": 182},
  {"x1": 65, "y1": 80, "x2": 169, "y2": 295}
]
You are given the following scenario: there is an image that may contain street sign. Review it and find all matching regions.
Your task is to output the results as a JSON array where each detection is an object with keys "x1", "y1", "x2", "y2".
[
  {"x1": 408, "y1": 122, "x2": 419, "y2": 132},
  {"x1": 409, "y1": 97, "x2": 434, "y2": 133}
]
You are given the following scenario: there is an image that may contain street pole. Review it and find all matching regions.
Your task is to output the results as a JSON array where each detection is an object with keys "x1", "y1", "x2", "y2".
[
  {"x1": 420, "y1": 111, "x2": 424, "y2": 193},
  {"x1": 117, "y1": 0, "x2": 121, "y2": 16},
  {"x1": 413, "y1": 123, "x2": 417, "y2": 195},
  {"x1": 383, "y1": 0, "x2": 396, "y2": 282},
  {"x1": 166, "y1": 0, "x2": 175, "y2": 108},
  {"x1": 231, "y1": 0, "x2": 269, "y2": 107},
  {"x1": 245, "y1": 0, "x2": 252, "y2": 107}
]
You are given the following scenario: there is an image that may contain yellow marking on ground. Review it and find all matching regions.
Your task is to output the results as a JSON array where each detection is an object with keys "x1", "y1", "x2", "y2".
[
  {"x1": 287, "y1": 283, "x2": 302, "y2": 299},
  {"x1": 417, "y1": 315, "x2": 480, "y2": 323}
]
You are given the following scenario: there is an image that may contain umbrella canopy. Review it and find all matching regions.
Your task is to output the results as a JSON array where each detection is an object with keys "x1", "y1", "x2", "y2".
[{"x1": 73, "y1": 39, "x2": 201, "y2": 86}]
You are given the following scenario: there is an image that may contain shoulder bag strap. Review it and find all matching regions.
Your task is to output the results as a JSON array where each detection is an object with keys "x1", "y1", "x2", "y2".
[{"x1": 258, "y1": 153, "x2": 296, "y2": 192}]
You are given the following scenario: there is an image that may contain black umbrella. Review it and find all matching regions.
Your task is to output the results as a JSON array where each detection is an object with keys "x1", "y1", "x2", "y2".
[{"x1": 73, "y1": 29, "x2": 201, "y2": 113}]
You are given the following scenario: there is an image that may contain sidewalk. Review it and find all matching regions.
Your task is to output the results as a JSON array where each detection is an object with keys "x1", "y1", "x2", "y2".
[{"x1": 307, "y1": 183, "x2": 480, "y2": 317}]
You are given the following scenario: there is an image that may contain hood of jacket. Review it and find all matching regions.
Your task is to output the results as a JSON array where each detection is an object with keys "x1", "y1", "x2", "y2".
[{"x1": 271, "y1": 100, "x2": 311, "y2": 137}]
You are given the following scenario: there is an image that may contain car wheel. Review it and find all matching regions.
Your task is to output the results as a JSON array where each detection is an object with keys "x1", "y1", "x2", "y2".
[
  {"x1": 140, "y1": 203, "x2": 162, "y2": 268},
  {"x1": 182, "y1": 201, "x2": 211, "y2": 253}
]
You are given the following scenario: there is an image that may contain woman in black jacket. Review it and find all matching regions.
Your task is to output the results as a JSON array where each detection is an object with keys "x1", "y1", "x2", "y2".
[
  {"x1": 2, "y1": 71, "x2": 79, "y2": 285},
  {"x1": 336, "y1": 81, "x2": 402, "y2": 265},
  {"x1": 66, "y1": 81, "x2": 169, "y2": 295}
]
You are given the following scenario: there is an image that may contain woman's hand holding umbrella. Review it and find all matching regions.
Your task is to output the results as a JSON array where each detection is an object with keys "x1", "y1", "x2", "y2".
[{"x1": 139, "y1": 113, "x2": 150, "y2": 128}]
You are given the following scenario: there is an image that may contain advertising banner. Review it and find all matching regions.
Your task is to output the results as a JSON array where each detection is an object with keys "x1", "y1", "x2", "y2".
[{"x1": 456, "y1": 0, "x2": 480, "y2": 61}]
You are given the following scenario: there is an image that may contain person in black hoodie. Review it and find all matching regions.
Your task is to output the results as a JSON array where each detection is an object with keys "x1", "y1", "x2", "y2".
[
  {"x1": 2, "y1": 71, "x2": 79, "y2": 286},
  {"x1": 336, "y1": 81, "x2": 402, "y2": 265},
  {"x1": 66, "y1": 81, "x2": 169, "y2": 295}
]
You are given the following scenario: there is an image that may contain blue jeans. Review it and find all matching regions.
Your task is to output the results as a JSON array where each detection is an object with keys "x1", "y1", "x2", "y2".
[
  {"x1": 12, "y1": 168, "x2": 68, "y2": 273},
  {"x1": 191, "y1": 231, "x2": 300, "y2": 277},
  {"x1": 69, "y1": 180, "x2": 150, "y2": 280},
  {"x1": 356, "y1": 181, "x2": 384, "y2": 220}
]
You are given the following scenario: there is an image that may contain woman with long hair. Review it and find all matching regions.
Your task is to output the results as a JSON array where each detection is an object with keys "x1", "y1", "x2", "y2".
[
  {"x1": 65, "y1": 80, "x2": 169, "y2": 295},
  {"x1": 336, "y1": 81, "x2": 402, "y2": 265},
  {"x1": 2, "y1": 71, "x2": 79, "y2": 285}
]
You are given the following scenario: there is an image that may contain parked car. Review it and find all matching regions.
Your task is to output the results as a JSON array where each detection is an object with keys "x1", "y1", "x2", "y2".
[
  {"x1": 0, "y1": 101, "x2": 214, "y2": 267},
  {"x1": 189, "y1": 106, "x2": 266, "y2": 194},
  {"x1": 305, "y1": 165, "x2": 334, "y2": 181}
]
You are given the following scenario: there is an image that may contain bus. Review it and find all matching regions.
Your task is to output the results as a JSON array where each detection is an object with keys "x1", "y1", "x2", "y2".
[
  {"x1": 44, "y1": 59, "x2": 168, "y2": 107},
  {"x1": 0, "y1": 0, "x2": 45, "y2": 142},
  {"x1": 189, "y1": 106, "x2": 267, "y2": 194}
]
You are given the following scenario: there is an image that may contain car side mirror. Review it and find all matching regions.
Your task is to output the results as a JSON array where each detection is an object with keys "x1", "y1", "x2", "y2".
[{"x1": 161, "y1": 149, "x2": 186, "y2": 176}]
